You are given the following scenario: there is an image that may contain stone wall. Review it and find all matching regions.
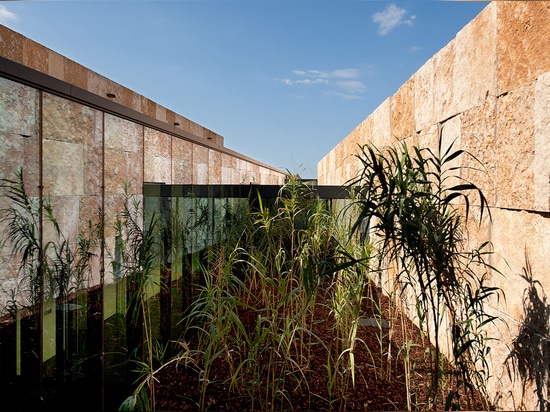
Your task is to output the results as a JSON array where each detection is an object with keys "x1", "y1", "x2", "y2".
[
  {"x1": 318, "y1": 2, "x2": 550, "y2": 410},
  {"x1": 0, "y1": 24, "x2": 286, "y2": 187}
]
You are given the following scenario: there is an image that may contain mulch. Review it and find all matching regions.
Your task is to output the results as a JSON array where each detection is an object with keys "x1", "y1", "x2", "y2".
[{"x1": 152, "y1": 282, "x2": 491, "y2": 411}]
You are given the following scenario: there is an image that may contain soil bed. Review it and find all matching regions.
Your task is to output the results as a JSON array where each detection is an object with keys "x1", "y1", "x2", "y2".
[{"x1": 152, "y1": 282, "x2": 490, "y2": 411}]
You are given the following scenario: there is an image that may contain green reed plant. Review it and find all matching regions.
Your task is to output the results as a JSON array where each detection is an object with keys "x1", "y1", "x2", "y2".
[
  {"x1": 186, "y1": 246, "x2": 250, "y2": 410},
  {"x1": 166, "y1": 174, "x2": 341, "y2": 411},
  {"x1": 367, "y1": 289, "x2": 390, "y2": 380},
  {"x1": 328, "y1": 250, "x2": 370, "y2": 393},
  {"x1": 307, "y1": 191, "x2": 370, "y2": 407},
  {"x1": 347, "y1": 130, "x2": 502, "y2": 410},
  {"x1": 116, "y1": 187, "x2": 163, "y2": 411}
]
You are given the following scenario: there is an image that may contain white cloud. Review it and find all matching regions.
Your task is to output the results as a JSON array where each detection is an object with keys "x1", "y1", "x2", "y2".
[
  {"x1": 296, "y1": 78, "x2": 329, "y2": 85},
  {"x1": 279, "y1": 67, "x2": 366, "y2": 99},
  {"x1": 372, "y1": 3, "x2": 415, "y2": 36},
  {"x1": 324, "y1": 91, "x2": 363, "y2": 100},
  {"x1": 288, "y1": 68, "x2": 360, "y2": 82},
  {"x1": 331, "y1": 68, "x2": 360, "y2": 79},
  {"x1": 335, "y1": 80, "x2": 366, "y2": 94},
  {"x1": 0, "y1": 5, "x2": 18, "y2": 25}
]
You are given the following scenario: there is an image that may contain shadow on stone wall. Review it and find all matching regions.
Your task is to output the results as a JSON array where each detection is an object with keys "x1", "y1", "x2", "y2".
[{"x1": 505, "y1": 252, "x2": 550, "y2": 412}]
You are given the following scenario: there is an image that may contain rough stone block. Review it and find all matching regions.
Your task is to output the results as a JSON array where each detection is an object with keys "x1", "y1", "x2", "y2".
[
  {"x1": 88, "y1": 71, "x2": 123, "y2": 103},
  {"x1": 47, "y1": 195, "x2": 80, "y2": 243},
  {"x1": 495, "y1": 83, "x2": 535, "y2": 210},
  {"x1": 102, "y1": 195, "x2": 125, "y2": 239},
  {"x1": 191, "y1": 123, "x2": 203, "y2": 138},
  {"x1": 43, "y1": 93, "x2": 104, "y2": 196},
  {"x1": 497, "y1": 1, "x2": 550, "y2": 94},
  {"x1": 414, "y1": 57, "x2": 434, "y2": 132},
  {"x1": 489, "y1": 207, "x2": 550, "y2": 325},
  {"x1": 460, "y1": 96, "x2": 498, "y2": 206},
  {"x1": 222, "y1": 152, "x2": 236, "y2": 170},
  {"x1": 221, "y1": 166, "x2": 234, "y2": 184},
  {"x1": 120, "y1": 90, "x2": 134, "y2": 113},
  {"x1": 174, "y1": 115, "x2": 192, "y2": 134},
  {"x1": 415, "y1": 123, "x2": 439, "y2": 157},
  {"x1": 334, "y1": 141, "x2": 345, "y2": 175},
  {"x1": 155, "y1": 104, "x2": 167, "y2": 123},
  {"x1": 79, "y1": 195, "x2": 102, "y2": 234},
  {"x1": 83, "y1": 110, "x2": 104, "y2": 196},
  {"x1": 146, "y1": 98, "x2": 157, "y2": 119},
  {"x1": 432, "y1": 39, "x2": 456, "y2": 122},
  {"x1": 0, "y1": 78, "x2": 39, "y2": 137},
  {"x1": 454, "y1": 3, "x2": 497, "y2": 113},
  {"x1": 165, "y1": 109, "x2": 175, "y2": 127},
  {"x1": 249, "y1": 164, "x2": 260, "y2": 184},
  {"x1": 43, "y1": 93, "x2": 94, "y2": 144},
  {"x1": 131, "y1": 92, "x2": 144, "y2": 114},
  {"x1": 534, "y1": 72, "x2": 550, "y2": 212},
  {"x1": 343, "y1": 119, "x2": 373, "y2": 183},
  {"x1": 0, "y1": 257, "x2": 20, "y2": 310},
  {"x1": 317, "y1": 156, "x2": 327, "y2": 185},
  {"x1": 0, "y1": 78, "x2": 40, "y2": 191},
  {"x1": 390, "y1": 77, "x2": 415, "y2": 141},
  {"x1": 371, "y1": 97, "x2": 392, "y2": 148},
  {"x1": 440, "y1": 115, "x2": 462, "y2": 192},
  {"x1": 318, "y1": 149, "x2": 332, "y2": 185}
]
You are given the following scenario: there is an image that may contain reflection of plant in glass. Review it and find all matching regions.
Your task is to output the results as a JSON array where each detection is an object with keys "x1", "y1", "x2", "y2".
[
  {"x1": 115, "y1": 186, "x2": 162, "y2": 411},
  {"x1": 0, "y1": 168, "x2": 99, "y2": 313},
  {"x1": 1, "y1": 168, "x2": 43, "y2": 313},
  {"x1": 1, "y1": 168, "x2": 101, "y2": 392},
  {"x1": 347, "y1": 130, "x2": 502, "y2": 410}
]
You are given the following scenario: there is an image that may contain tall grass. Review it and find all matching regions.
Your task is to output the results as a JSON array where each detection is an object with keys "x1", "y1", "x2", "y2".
[
  {"x1": 118, "y1": 174, "x2": 370, "y2": 411},
  {"x1": 176, "y1": 175, "x2": 336, "y2": 410},
  {"x1": 347, "y1": 130, "x2": 502, "y2": 410},
  {"x1": 116, "y1": 187, "x2": 163, "y2": 411}
]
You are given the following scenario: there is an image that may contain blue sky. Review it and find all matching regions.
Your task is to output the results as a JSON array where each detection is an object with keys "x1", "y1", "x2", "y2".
[{"x1": 0, "y1": 1, "x2": 488, "y2": 179}]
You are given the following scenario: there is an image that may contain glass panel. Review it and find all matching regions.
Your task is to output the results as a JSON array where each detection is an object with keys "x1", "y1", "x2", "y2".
[
  {"x1": 103, "y1": 113, "x2": 144, "y2": 410},
  {"x1": 0, "y1": 77, "x2": 41, "y2": 410},
  {"x1": 40, "y1": 92, "x2": 104, "y2": 409}
]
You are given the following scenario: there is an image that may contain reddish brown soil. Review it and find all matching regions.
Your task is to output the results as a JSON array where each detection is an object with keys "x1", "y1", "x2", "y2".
[{"x1": 153, "y1": 283, "x2": 491, "y2": 411}]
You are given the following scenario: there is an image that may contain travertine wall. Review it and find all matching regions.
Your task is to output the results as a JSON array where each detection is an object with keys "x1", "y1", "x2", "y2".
[
  {"x1": 0, "y1": 23, "x2": 285, "y2": 187},
  {"x1": 318, "y1": 2, "x2": 550, "y2": 410}
]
